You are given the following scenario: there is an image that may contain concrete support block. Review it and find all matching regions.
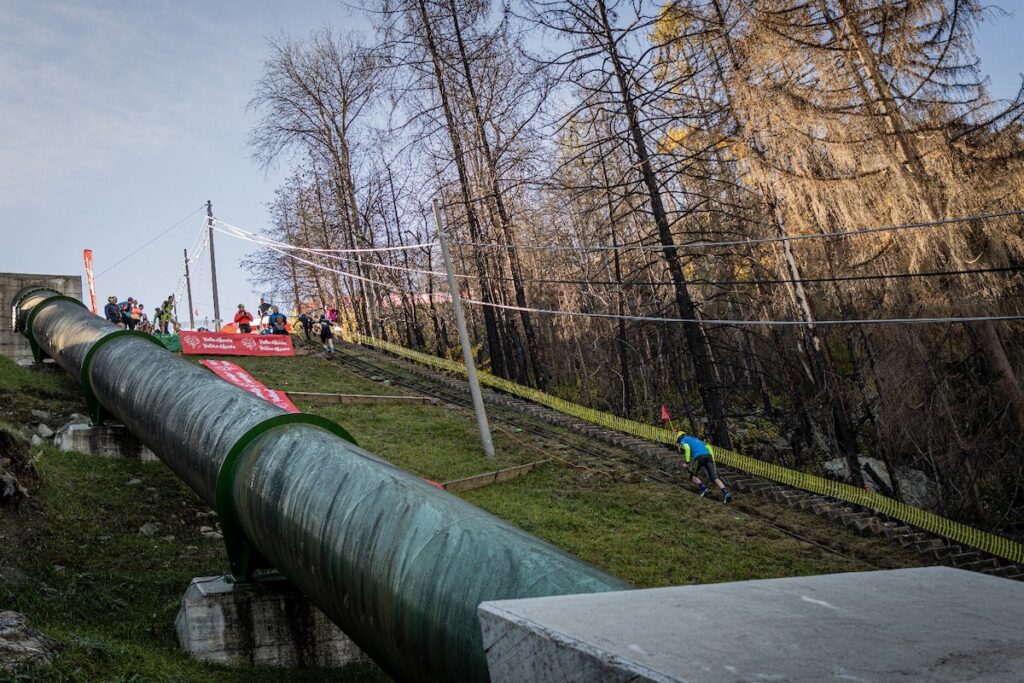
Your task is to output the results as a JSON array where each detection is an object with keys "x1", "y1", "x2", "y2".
[
  {"x1": 54, "y1": 423, "x2": 158, "y2": 462},
  {"x1": 1, "y1": 272, "x2": 83, "y2": 362},
  {"x1": 479, "y1": 567, "x2": 1024, "y2": 682},
  {"x1": 175, "y1": 575, "x2": 367, "y2": 668}
]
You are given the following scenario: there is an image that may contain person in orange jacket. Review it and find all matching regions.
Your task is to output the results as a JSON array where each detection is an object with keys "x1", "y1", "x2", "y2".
[{"x1": 234, "y1": 304, "x2": 254, "y2": 333}]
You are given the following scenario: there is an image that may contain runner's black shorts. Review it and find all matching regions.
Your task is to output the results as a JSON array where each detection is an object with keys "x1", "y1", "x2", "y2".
[{"x1": 688, "y1": 455, "x2": 719, "y2": 481}]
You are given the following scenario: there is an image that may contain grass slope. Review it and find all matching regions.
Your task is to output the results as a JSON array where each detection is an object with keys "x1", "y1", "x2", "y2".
[{"x1": 1, "y1": 351, "x2": 925, "y2": 680}]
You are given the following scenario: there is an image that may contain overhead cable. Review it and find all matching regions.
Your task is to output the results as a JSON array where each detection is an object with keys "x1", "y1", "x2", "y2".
[
  {"x1": 456, "y1": 264, "x2": 1024, "y2": 288},
  {"x1": 213, "y1": 223, "x2": 425, "y2": 294},
  {"x1": 213, "y1": 218, "x2": 437, "y2": 253},
  {"x1": 460, "y1": 297, "x2": 1024, "y2": 327},
  {"x1": 451, "y1": 208, "x2": 1024, "y2": 253},
  {"x1": 213, "y1": 218, "x2": 445, "y2": 280},
  {"x1": 96, "y1": 204, "x2": 207, "y2": 279}
]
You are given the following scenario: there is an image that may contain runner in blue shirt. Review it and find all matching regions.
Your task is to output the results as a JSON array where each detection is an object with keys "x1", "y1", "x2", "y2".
[{"x1": 677, "y1": 431, "x2": 731, "y2": 503}]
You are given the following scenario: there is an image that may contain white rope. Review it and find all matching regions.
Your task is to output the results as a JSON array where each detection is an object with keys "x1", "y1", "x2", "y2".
[
  {"x1": 461, "y1": 297, "x2": 1024, "y2": 327},
  {"x1": 222, "y1": 223, "x2": 447, "y2": 278},
  {"x1": 213, "y1": 218, "x2": 437, "y2": 254},
  {"x1": 453, "y1": 208, "x2": 1024, "y2": 253},
  {"x1": 213, "y1": 224, "x2": 425, "y2": 294}
]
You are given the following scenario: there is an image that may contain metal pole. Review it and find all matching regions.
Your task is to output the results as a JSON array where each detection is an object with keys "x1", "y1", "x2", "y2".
[
  {"x1": 207, "y1": 200, "x2": 222, "y2": 331},
  {"x1": 184, "y1": 248, "x2": 195, "y2": 330},
  {"x1": 433, "y1": 199, "x2": 495, "y2": 457}
]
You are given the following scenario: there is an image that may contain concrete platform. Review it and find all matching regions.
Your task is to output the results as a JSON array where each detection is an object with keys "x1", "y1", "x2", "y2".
[
  {"x1": 1, "y1": 273, "x2": 82, "y2": 362},
  {"x1": 478, "y1": 567, "x2": 1024, "y2": 682},
  {"x1": 54, "y1": 423, "x2": 158, "y2": 462},
  {"x1": 175, "y1": 575, "x2": 367, "y2": 668}
]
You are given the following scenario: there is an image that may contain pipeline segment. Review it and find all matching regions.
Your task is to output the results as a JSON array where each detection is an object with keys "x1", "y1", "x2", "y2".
[{"x1": 14, "y1": 286, "x2": 632, "y2": 682}]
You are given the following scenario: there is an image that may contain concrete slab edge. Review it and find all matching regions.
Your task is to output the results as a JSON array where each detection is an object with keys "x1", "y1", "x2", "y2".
[{"x1": 479, "y1": 600, "x2": 678, "y2": 683}]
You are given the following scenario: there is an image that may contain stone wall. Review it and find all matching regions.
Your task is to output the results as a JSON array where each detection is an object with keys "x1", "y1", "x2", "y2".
[{"x1": 0, "y1": 272, "x2": 83, "y2": 362}]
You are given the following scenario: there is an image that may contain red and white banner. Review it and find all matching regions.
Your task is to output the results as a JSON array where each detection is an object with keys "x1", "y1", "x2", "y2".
[
  {"x1": 83, "y1": 249, "x2": 97, "y2": 315},
  {"x1": 180, "y1": 331, "x2": 294, "y2": 356},
  {"x1": 199, "y1": 359, "x2": 299, "y2": 413}
]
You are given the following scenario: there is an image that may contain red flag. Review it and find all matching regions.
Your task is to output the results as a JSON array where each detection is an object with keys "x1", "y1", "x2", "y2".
[
  {"x1": 83, "y1": 249, "x2": 97, "y2": 314},
  {"x1": 660, "y1": 405, "x2": 671, "y2": 423}
]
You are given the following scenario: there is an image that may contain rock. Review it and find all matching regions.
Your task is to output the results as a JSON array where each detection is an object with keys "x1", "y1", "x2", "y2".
[
  {"x1": 824, "y1": 456, "x2": 939, "y2": 510},
  {"x1": 29, "y1": 410, "x2": 50, "y2": 421},
  {"x1": 895, "y1": 467, "x2": 940, "y2": 510},
  {"x1": 199, "y1": 525, "x2": 213, "y2": 533},
  {"x1": 29, "y1": 435, "x2": 43, "y2": 446},
  {"x1": 0, "y1": 567, "x2": 28, "y2": 586},
  {"x1": 823, "y1": 457, "x2": 849, "y2": 479},
  {"x1": 370, "y1": 375, "x2": 385, "y2": 382},
  {"x1": 139, "y1": 523, "x2": 158, "y2": 537},
  {"x1": 0, "y1": 428, "x2": 37, "y2": 507},
  {"x1": 202, "y1": 530, "x2": 224, "y2": 539},
  {"x1": 52, "y1": 565, "x2": 65, "y2": 573},
  {"x1": 0, "y1": 610, "x2": 61, "y2": 671},
  {"x1": 126, "y1": 478, "x2": 142, "y2": 486},
  {"x1": 35, "y1": 424, "x2": 53, "y2": 439},
  {"x1": 162, "y1": 535, "x2": 177, "y2": 543},
  {"x1": 0, "y1": 473, "x2": 29, "y2": 507},
  {"x1": 381, "y1": 380, "x2": 392, "y2": 387}
]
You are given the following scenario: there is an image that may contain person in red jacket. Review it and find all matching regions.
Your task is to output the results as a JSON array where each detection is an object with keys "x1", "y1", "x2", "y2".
[{"x1": 234, "y1": 304, "x2": 254, "y2": 333}]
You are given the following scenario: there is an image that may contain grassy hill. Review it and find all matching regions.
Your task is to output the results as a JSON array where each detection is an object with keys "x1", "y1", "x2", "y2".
[{"x1": 0, "y1": 351, "x2": 924, "y2": 681}]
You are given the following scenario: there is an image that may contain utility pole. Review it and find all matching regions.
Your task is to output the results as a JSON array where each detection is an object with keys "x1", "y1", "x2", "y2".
[
  {"x1": 434, "y1": 199, "x2": 495, "y2": 457},
  {"x1": 184, "y1": 248, "x2": 196, "y2": 330},
  {"x1": 207, "y1": 200, "x2": 222, "y2": 331}
]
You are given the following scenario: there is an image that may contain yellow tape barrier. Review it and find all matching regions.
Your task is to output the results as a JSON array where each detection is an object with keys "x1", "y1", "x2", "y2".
[{"x1": 352, "y1": 333, "x2": 1024, "y2": 565}]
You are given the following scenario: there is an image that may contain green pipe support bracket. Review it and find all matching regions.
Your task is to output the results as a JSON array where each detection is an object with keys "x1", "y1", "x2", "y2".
[
  {"x1": 216, "y1": 413, "x2": 358, "y2": 582},
  {"x1": 24, "y1": 295, "x2": 87, "y2": 363},
  {"x1": 79, "y1": 331, "x2": 168, "y2": 425}
]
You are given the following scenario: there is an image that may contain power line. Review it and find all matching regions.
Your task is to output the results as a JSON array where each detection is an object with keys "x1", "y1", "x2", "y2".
[
  {"x1": 460, "y1": 297, "x2": 1024, "y2": 327},
  {"x1": 455, "y1": 264, "x2": 1024, "y2": 288},
  {"x1": 174, "y1": 218, "x2": 213, "y2": 307},
  {"x1": 452, "y1": 208, "x2": 1024, "y2": 253},
  {"x1": 96, "y1": 204, "x2": 207, "y2": 279},
  {"x1": 213, "y1": 211, "x2": 1023, "y2": 294}
]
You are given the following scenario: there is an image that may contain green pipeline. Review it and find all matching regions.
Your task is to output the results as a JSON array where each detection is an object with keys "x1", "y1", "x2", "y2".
[{"x1": 13, "y1": 285, "x2": 631, "y2": 682}]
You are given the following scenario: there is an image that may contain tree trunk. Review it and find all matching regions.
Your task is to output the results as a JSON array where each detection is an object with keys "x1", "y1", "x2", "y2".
[
  {"x1": 595, "y1": 0, "x2": 732, "y2": 447},
  {"x1": 417, "y1": 0, "x2": 506, "y2": 377},
  {"x1": 447, "y1": 0, "x2": 546, "y2": 388}
]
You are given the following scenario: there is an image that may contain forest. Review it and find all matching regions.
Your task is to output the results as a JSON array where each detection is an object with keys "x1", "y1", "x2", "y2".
[{"x1": 239, "y1": 0, "x2": 1024, "y2": 536}]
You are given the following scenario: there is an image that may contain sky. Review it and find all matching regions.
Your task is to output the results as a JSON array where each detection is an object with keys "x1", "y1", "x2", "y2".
[
  {"x1": 1, "y1": 1, "x2": 1022, "y2": 328},
  {"x1": 0, "y1": 0, "x2": 371, "y2": 326}
]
